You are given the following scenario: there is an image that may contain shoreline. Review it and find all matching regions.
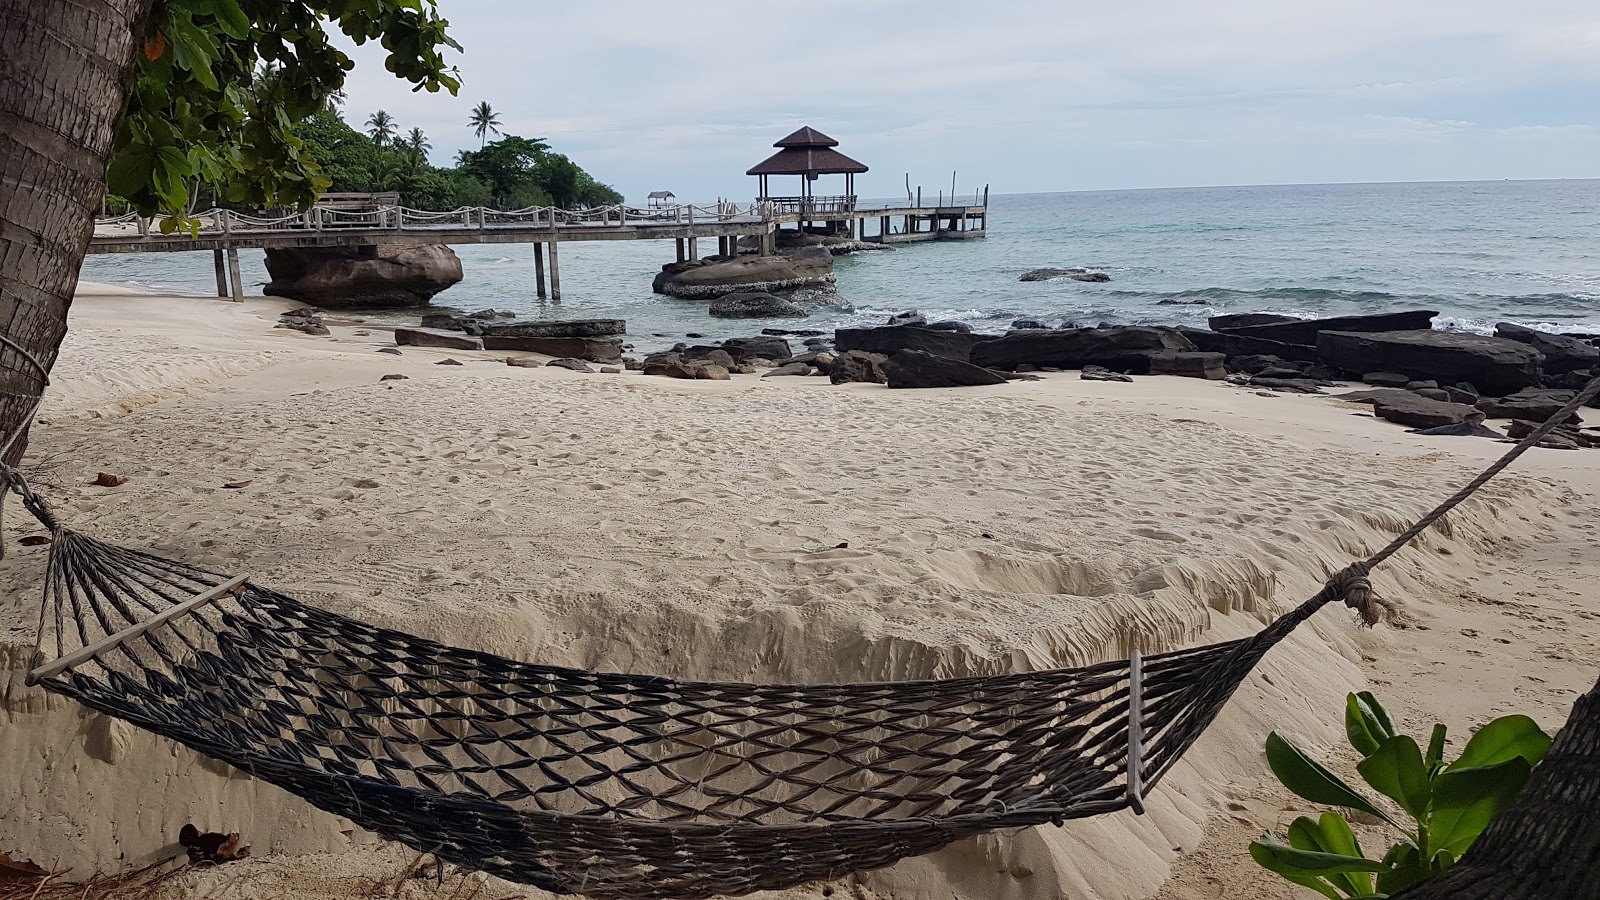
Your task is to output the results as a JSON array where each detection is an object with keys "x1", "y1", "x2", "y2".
[{"x1": 2, "y1": 284, "x2": 1595, "y2": 899}]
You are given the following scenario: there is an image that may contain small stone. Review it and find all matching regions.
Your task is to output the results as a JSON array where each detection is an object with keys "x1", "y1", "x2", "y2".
[
  {"x1": 377, "y1": 348, "x2": 402, "y2": 355},
  {"x1": 696, "y1": 364, "x2": 731, "y2": 380},
  {"x1": 600, "y1": 366, "x2": 621, "y2": 374},
  {"x1": 546, "y1": 358, "x2": 594, "y2": 372},
  {"x1": 436, "y1": 358, "x2": 464, "y2": 366},
  {"x1": 380, "y1": 374, "x2": 408, "y2": 381},
  {"x1": 506, "y1": 357, "x2": 541, "y2": 368}
]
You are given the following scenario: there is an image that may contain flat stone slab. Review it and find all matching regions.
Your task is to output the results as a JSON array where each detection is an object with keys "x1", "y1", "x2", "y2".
[
  {"x1": 394, "y1": 328, "x2": 484, "y2": 351},
  {"x1": 481, "y1": 336, "x2": 623, "y2": 362},
  {"x1": 1318, "y1": 330, "x2": 1543, "y2": 397},
  {"x1": 475, "y1": 319, "x2": 625, "y2": 338}
]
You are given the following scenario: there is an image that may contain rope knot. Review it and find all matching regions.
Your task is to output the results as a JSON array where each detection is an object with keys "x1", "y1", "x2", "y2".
[{"x1": 1326, "y1": 562, "x2": 1388, "y2": 627}]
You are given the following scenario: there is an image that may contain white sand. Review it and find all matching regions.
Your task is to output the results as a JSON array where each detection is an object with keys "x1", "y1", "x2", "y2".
[{"x1": 1, "y1": 285, "x2": 1595, "y2": 899}]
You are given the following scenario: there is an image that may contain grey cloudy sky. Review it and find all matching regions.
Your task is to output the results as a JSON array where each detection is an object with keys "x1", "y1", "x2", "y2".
[{"x1": 339, "y1": 0, "x2": 1600, "y2": 203}]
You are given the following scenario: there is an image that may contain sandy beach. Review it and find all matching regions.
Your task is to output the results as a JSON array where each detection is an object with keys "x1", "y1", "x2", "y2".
[{"x1": 1, "y1": 285, "x2": 1595, "y2": 899}]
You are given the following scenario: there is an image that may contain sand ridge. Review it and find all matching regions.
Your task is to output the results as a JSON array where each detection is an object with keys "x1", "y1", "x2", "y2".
[{"x1": 0, "y1": 288, "x2": 1592, "y2": 899}]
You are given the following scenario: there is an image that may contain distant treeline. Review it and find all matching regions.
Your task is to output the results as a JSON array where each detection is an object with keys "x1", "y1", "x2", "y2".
[{"x1": 300, "y1": 110, "x2": 623, "y2": 210}]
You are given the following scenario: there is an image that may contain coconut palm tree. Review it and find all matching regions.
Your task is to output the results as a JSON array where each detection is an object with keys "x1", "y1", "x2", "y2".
[
  {"x1": 405, "y1": 127, "x2": 431, "y2": 160},
  {"x1": 365, "y1": 109, "x2": 396, "y2": 147},
  {"x1": 468, "y1": 100, "x2": 502, "y2": 148}
]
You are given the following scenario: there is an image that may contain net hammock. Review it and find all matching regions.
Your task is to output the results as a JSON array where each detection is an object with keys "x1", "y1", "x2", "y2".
[{"x1": 3, "y1": 330, "x2": 1595, "y2": 898}]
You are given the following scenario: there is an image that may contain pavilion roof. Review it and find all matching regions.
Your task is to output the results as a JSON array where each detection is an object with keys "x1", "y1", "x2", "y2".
[
  {"x1": 748, "y1": 126, "x2": 868, "y2": 176},
  {"x1": 773, "y1": 126, "x2": 839, "y2": 148}
]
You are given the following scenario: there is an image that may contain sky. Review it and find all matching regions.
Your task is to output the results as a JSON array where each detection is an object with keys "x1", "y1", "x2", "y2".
[{"x1": 337, "y1": 0, "x2": 1600, "y2": 203}]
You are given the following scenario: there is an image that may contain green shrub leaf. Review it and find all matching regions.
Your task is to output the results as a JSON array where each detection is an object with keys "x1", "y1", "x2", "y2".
[
  {"x1": 1448, "y1": 715, "x2": 1552, "y2": 771},
  {"x1": 1357, "y1": 734, "x2": 1432, "y2": 821},
  {"x1": 1346, "y1": 693, "x2": 1384, "y2": 756},
  {"x1": 1267, "y1": 731, "x2": 1397, "y2": 827},
  {"x1": 1430, "y1": 758, "x2": 1532, "y2": 856},
  {"x1": 1425, "y1": 723, "x2": 1448, "y2": 773},
  {"x1": 1288, "y1": 813, "x2": 1374, "y2": 897}
]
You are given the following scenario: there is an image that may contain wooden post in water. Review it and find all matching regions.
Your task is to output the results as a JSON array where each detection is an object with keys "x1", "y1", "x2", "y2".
[
  {"x1": 212, "y1": 249, "x2": 228, "y2": 297},
  {"x1": 675, "y1": 238, "x2": 685, "y2": 263},
  {"x1": 225, "y1": 246, "x2": 244, "y2": 301},
  {"x1": 687, "y1": 237, "x2": 698, "y2": 261},
  {"x1": 533, "y1": 242, "x2": 546, "y2": 299},
  {"x1": 548, "y1": 241, "x2": 561, "y2": 301}
]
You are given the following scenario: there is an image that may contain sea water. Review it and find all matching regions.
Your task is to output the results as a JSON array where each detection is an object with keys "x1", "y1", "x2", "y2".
[{"x1": 81, "y1": 179, "x2": 1600, "y2": 342}]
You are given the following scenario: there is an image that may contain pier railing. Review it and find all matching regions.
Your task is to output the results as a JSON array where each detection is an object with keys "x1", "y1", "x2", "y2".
[
  {"x1": 762, "y1": 195, "x2": 858, "y2": 216},
  {"x1": 93, "y1": 201, "x2": 775, "y2": 237}
]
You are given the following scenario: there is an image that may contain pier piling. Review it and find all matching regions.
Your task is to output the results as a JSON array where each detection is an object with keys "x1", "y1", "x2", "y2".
[
  {"x1": 533, "y1": 242, "x2": 547, "y2": 299},
  {"x1": 212, "y1": 249, "x2": 228, "y2": 297},
  {"x1": 225, "y1": 247, "x2": 244, "y2": 302}
]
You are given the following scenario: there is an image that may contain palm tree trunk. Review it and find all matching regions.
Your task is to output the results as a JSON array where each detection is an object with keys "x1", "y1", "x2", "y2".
[
  {"x1": 1395, "y1": 673, "x2": 1600, "y2": 899},
  {"x1": 0, "y1": 0, "x2": 152, "y2": 464}
]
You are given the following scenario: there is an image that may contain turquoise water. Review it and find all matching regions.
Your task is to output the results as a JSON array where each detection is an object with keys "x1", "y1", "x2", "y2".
[{"x1": 81, "y1": 179, "x2": 1600, "y2": 343}]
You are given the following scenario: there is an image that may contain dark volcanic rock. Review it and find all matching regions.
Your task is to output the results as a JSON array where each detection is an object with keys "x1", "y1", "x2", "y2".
[
  {"x1": 546, "y1": 358, "x2": 594, "y2": 372},
  {"x1": 882, "y1": 350, "x2": 1009, "y2": 389},
  {"x1": 709, "y1": 292, "x2": 808, "y2": 318},
  {"x1": 1081, "y1": 366, "x2": 1133, "y2": 383},
  {"x1": 924, "y1": 321, "x2": 972, "y2": 333},
  {"x1": 1362, "y1": 372, "x2": 1412, "y2": 388},
  {"x1": 1317, "y1": 330, "x2": 1543, "y2": 396},
  {"x1": 480, "y1": 336, "x2": 623, "y2": 362},
  {"x1": 475, "y1": 319, "x2": 624, "y2": 338},
  {"x1": 1476, "y1": 390, "x2": 1582, "y2": 425},
  {"x1": 1011, "y1": 319, "x2": 1050, "y2": 331},
  {"x1": 830, "y1": 350, "x2": 889, "y2": 385},
  {"x1": 1249, "y1": 376, "x2": 1325, "y2": 394},
  {"x1": 1410, "y1": 422, "x2": 1506, "y2": 438},
  {"x1": 263, "y1": 244, "x2": 463, "y2": 308},
  {"x1": 1226, "y1": 310, "x2": 1439, "y2": 347},
  {"x1": 1019, "y1": 267, "x2": 1110, "y2": 282},
  {"x1": 1495, "y1": 323, "x2": 1600, "y2": 375},
  {"x1": 1339, "y1": 388, "x2": 1484, "y2": 429},
  {"x1": 1147, "y1": 350, "x2": 1226, "y2": 380},
  {"x1": 653, "y1": 247, "x2": 834, "y2": 298},
  {"x1": 970, "y1": 326, "x2": 1195, "y2": 371},
  {"x1": 420, "y1": 313, "x2": 464, "y2": 331},
  {"x1": 763, "y1": 363, "x2": 813, "y2": 377},
  {"x1": 718, "y1": 336, "x2": 792, "y2": 362},
  {"x1": 835, "y1": 326, "x2": 985, "y2": 362},
  {"x1": 394, "y1": 328, "x2": 484, "y2": 351},
  {"x1": 1177, "y1": 327, "x2": 1318, "y2": 363},
  {"x1": 1209, "y1": 313, "x2": 1300, "y2": 332}
]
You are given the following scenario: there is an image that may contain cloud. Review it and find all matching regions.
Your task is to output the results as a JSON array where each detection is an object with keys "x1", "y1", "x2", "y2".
[{"x1": 336, "y1": 0, "x2": 1600, "y2": 199}]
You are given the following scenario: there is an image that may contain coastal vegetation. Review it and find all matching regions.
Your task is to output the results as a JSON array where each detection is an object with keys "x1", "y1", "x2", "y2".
[{"x1": 1251, "y1": 692, "x2": 1550, "y2": 898}]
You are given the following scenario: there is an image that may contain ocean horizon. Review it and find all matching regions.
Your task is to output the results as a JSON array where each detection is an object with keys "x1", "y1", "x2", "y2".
[{"x1": 82, "y1": 178, "x2": 1600, "y2": 345}]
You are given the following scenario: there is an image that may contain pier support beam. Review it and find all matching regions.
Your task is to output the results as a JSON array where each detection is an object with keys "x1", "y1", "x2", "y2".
[
  {"x1": 675, "y1": 238, "x2": 685, "y2": 263},
  {"x1": 212, "y1": 249, "x2": 228, "y2": 297},
  {"x1": 533, "y1": 242, "x2": 546, "y2": 299},
  {"x1": 548, "y1": 241, "x2": 561, "y2": 301},
  {"x1": 687, "y1": 237, "x2": 698, "y2": 261},
  {"x1": 225, "y1": 246, "x2": 244, "y2": 301}
]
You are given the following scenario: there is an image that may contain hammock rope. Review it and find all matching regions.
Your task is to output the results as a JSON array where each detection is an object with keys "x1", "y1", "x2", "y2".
[{"x1": 2, "y1": 347, "x2": 1596, "y2": 898}]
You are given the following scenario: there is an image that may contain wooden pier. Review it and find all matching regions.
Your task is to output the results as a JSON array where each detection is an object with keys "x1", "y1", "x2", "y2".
[{"x1": 86, "y1": 125, "x2": 987, "y2": 302}]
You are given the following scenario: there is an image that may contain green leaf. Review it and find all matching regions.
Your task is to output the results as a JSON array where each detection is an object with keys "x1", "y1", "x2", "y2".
[
  {"x1": 106, "y1": 143, "x2": 156, "y2": 196},
  {"x1": 1357, "y1": 735, "x2": 1432, "y2": 821},
  {"x1": 1288, "y1": 813, "x2": 1374, "y2": 897},
  {"x1": 1250, "y1": 838, "x2": 1387, "y2": 877},
  {"x1": 1346, "y1": 693, "x2": 1395, "y2": 757},
  {"x1": 1249, "y1": 842, "x2": 1350, "y2": 899},
  {"x1": 1376, "y1": 842, "x2": 1432, "y2": 895},
  {"x1": 207, "y1": 0, "x2": 251, "y2": 40},
  {"x1": 1430, "y1": 758, "x2": 1532, "y2": 856},
  {"x1": 1346, "y1": 694, "x2": 1383, "y2": 757},
  {"x1": 1266, "y1": 732, "x2": 1398, "y2": 827},
  {"x1": 1448, "y1": 715, "x2": 1552, "y2": 771},
  {"x1": 1425, "y1": 723, "x2": 1448, "y2": 772}
]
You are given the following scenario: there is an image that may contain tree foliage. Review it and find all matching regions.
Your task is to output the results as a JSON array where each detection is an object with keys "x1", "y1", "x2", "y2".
[
  {"x1": 1250, "y1": 692, "x2": 1551, "y2": 899},
  {"x1": 110, "y1": 0, "x2": 462, "y2": 228}
]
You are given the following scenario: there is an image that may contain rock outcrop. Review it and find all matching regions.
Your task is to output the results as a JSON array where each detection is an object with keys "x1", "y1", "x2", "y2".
[
  {"x1": 1019, "y1": 267, "x2": 1111, "y2": 283},
  {"x1": 709, "y1": 292, "x2": 808, "y2": 318},
  {"x1": 1494, "y1": 323, "x2": 1600, "y2": 375},
  {"x1": 653, "y1": 247, "x2": 834, "y2": 299},
  {"x1": 263, "y1": 244, "x2": 463, "y2": 308},
  {"x1": 969, "y1": 326, "x2": 1196, "y2": 372},
  {"x1": 1208, "y1": 313, "x2": 1300, "y2": 332},
  {"x1": 834, "y1": 326, "x2": 985, "y2": 362},
  {"x1": 394, "y1": 328, "x2": 484, "y2": 351},
  {"x1": 480, "y1": 336, "x2": 623, "y2": 362},
  {"x1": 1221, "y1": 310, "x2": 1438, "y2": 347},
  {"x1": 1316, "y1": 330, "x2": 1543, "y2": 396},
  {"x1": 881, "y1": 350, "x2": 1009, "y2": 389},
  {"x1": 1339, "y1": 389, "x2": 1486, "y2": 429},
  {"x1": 470, "y1": 319, "x2": 624, "y2": 338}
]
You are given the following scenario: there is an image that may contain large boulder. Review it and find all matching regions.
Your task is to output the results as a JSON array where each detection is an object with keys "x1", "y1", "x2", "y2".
[
  {"x1": 472, "y1": 319, "x2": 624, "y2": 338},
  {"x1": 717, "y1": 336, "x2": 792, "y2": 362},
  {"x1": 1146, "y1": 350, "x2": 1226, "y2": 380},
  {"x1": 1175, "y1": 327, "x2": 1318, "y2": 363},
  {"x1": 394, "y1": 328, "x2": 483, "y2": 351},
  {"x1": 653, "y1": 247, "x2": 834, "y2": 299},
  {"x1": 1019, "y1": 267, "x2": 1111, "y2": 283},
  {"x1": 830, "y1": 350, "x2": 889, "y2": 385},
  {"x1": 263, "y1": 244, "x2": 463, "y2": 308},
  {"x1": 834, "y1": 326, "x2": 986, "y2": 362},
  {"x1": 1224, "y1": 310, "x2": 1438, "y2": 347},
  {"x1": 1317, "y1": 330, "x2": 1543, "y2": 396},
  {"x1": 1476, "y1": 389, "x2": 1583, "y2": 425},
  {"x1": 1339, "y1": 389, "x2": 1485, "y2": 430},
  {"x1": 881, "y1": 350, "x2": 1009, "y2": 389},
  {"x1": 970, "y1": 326, "x2": 1195, "y2": 371},
  {"x1": 1209, "y1": 313, "x2": 1300, "y2": 332},
  {"x1": 1494, "y1": 323, "x2": 1600, "y2": 375},
  {"x1": 480, "y1": 336, "x2": 623, "y2": 362},
  {"x1": 709, "y1": 292, "x2": 808, "y2": 318}
]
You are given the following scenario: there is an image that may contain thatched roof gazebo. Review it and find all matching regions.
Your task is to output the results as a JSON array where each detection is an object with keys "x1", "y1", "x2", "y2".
[
  {"x1": 747, "y1": 126, "x2": 867, "y2": 217},
  {"x1": 646, "y1": 190, "x2": 675, "y2": 207}
]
